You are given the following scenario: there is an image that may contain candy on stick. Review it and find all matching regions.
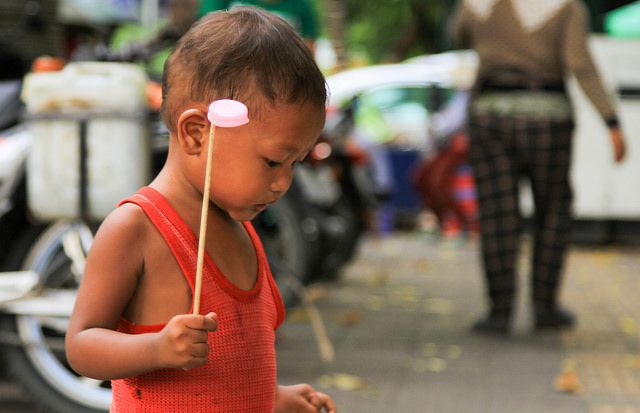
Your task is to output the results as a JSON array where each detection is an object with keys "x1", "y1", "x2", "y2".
[{"x1": 193, "y1": 99, "x2": 249, "y2": 315}]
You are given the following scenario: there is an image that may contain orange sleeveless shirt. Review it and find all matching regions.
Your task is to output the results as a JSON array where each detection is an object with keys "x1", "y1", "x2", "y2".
[{"x1": 110, "y1": 187, "x2": 285, "y2": 413}]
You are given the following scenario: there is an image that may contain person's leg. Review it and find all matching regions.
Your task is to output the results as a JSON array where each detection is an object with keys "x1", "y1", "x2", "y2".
[
  {"x1": 524, "y1": 118, "x2": 575, "y2": 329},
  {"x1": 468, "y1": 112, "x2": 522, "y2": 331}
]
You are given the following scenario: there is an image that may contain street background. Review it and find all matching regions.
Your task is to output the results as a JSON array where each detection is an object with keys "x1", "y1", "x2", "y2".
[{"x1": 1, "y1": 1, "x2": 639, "y2": 412}]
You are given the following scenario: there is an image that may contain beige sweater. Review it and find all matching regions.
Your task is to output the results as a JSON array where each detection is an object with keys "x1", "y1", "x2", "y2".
[{"x1": 452, "y1": 0, "x2": 616, "y2": 121}]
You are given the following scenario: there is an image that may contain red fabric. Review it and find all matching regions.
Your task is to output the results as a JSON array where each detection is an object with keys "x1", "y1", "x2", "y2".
[{"x1": 110, "y1": 186, "x2": 285, "y2": 413}]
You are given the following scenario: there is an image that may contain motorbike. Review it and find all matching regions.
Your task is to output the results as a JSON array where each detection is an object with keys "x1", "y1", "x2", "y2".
[{"x1": 304, "y1": 99, "x2": 383, "y2": 280}]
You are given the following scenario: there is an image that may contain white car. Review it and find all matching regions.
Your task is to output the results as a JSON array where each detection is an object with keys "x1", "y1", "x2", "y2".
[{"x1": 326, "y1": 50, "x2": 477, "y2": 152}]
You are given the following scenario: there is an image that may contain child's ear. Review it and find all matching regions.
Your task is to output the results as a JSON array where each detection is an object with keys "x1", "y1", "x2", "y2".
[{"x1": 176, "y1": 108, "x2": 210, "y2": 155}]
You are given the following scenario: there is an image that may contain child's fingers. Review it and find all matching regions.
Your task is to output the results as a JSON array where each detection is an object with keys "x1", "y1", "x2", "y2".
[
  {"x1": 185, "y1": 312, "x2": 218, "y2": 332},
  {"x1": 309, "y1": 392, "x2": 337, "y2": 413},
  {"x1": 177, "y1": 339, "x2": 210, "y2": 369},
  {"x1": 189, "y1": 342, "x2": 209, "y2": 359},
  {"x1": 187, "y1": 328, "x2": 210, "y2": 344},
  {"x1": 181, "y1": 352, "x2": 209, "y2": 370},
  {"x1": 159, "y1": 314, "x2": 217, "y2": 369}
]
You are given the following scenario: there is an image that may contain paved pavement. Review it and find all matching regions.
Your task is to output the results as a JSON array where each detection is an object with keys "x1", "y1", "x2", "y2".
[
  {"x1": 277, "y1": 232, "x2": 640, "y2": 413},
  {"x1": 2, "y1": 231, "x2": 640, "y2": 412}
]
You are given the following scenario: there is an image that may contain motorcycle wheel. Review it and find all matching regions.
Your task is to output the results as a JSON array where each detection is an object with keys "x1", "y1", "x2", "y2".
[
  {"x1": 315, "y1": 196, "x2": 364, "y2": 281},
  {"x1": 1, "y1": 220, "x2": 110, "y2": 413},
  {"x1": 253, "y1": 192, "x2": 321, "y2": 307}
]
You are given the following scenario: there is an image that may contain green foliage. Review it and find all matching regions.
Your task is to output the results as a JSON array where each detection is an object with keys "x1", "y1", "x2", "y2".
[
  {"x1": 346, "y1": 0, "x2": 413, "y2": 63},
  {"x1": 341, "y1": 0, "x2": 454, "y2": 64}
]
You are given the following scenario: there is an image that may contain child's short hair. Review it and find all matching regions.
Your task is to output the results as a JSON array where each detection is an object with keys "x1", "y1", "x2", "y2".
[{"x1": 161, "y1": 6, "x2": 327, "y2": 132}]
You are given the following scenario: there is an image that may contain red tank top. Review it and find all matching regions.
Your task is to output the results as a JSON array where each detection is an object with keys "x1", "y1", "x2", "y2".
[{"x1": 110, "y1": 186, "x2": 285, "y2": 413}]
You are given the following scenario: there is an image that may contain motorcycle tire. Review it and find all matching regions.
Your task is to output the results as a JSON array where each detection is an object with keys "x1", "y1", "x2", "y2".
[
  {"x1": 314, "y1": 196, "x2": 364, "y2": 281},
  {"x1": 253, "y1": 191, "x2": 321, "y2": 308},
  {"x1": 1, "y1": 220, "x2": 110, "y2": 413}
]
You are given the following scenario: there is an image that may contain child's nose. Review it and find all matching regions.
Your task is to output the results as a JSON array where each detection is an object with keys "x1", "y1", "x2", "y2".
[{"x1": 270, "y1": 168, "x2": 293, "y2": 194}]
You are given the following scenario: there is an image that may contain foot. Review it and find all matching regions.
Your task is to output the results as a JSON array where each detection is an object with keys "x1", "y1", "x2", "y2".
[
  {"x1": 472, "y1": 312, "x2": 510, "y2": 334},
  {"x1": 534, "y1": 307, "x2": 576, "y2": 330}
]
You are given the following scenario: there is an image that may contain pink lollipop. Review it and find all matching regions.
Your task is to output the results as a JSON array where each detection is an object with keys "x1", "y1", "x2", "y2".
[
  {"x1": 207, "y1": 99, "x2": 249, "y2": 127},
  {"x1": 194, "y1": 99, "x2": 249, "y2": 315}
]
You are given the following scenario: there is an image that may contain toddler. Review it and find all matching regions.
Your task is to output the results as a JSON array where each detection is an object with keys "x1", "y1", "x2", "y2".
[{"x1": 66, "y1": 7, "x2": 335, "y2": 412}]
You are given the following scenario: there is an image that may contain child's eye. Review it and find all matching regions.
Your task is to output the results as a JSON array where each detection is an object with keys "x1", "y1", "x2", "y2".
[{"x1": 265, "y1": 159, "x2": 281, "y2": 168}]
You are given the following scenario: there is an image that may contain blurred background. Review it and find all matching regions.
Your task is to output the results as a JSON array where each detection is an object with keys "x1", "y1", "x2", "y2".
[{"x1": 0, "y1": 1, "x2": 639, "y2": 412}]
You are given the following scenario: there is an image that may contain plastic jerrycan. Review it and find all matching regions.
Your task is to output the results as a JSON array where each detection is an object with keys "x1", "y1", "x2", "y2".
[{"x1": 22, "y1": 62, "x2": 151, "y2": 221}]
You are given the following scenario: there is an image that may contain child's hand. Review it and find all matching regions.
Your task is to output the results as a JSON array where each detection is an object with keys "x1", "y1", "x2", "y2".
[
  {"x1": 308, "y1": 390, "x2": 336, "y2": 412},
  {"x1": 274, "y1": 384, "x2": 337, "y2": 413},
  {"x1": 155, "y1": 312, "x2": 218, "y2": 370}
]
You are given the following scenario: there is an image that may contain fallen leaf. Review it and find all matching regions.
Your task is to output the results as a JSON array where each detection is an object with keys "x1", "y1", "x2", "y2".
[
  {"x1": 306, "y1": 286, "x2": 330, "y2": 302},
  {"x1": 620, "y1": 317, "x2": 638, "y2": 336},
  {"x1": 428, "y1": 357, "x2": 447, "y2": 372},
  {"x1": 366, "y1": 271, "x2": 389, "y2": 286},
  {"x1": 555, "y1": 359, "x2": 582, "y2": 394},
  {"x1": 287, "y1": 307, "x2": 310, "y2": 323},
  {"x1": 446, "y1": 345, "x2": 462, "y2": 359},
  {"x1": 424, "y1": 298, "x2": 454, "y2": 315},
  {"x1": 333, "y1": 310, "x2": 364, "y2": 327},
  {"x1": 554, "y1": 371, "x2": 582, "y2": 394},
  {"x1": 318, "y1": 373, "x2": 368, "y2": 391}
]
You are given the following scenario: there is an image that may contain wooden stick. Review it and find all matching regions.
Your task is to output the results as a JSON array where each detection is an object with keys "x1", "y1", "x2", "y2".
[
  {"x1": 193, "y1": 125, "x2": 215, "y2": 315},
  {"x1": 284, "y1": 272, "x2": 335, "y2": 363}
]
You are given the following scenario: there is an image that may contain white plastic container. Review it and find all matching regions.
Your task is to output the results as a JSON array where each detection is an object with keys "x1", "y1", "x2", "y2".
[{"x1": 22, "y1": 62, "x2": 150, "y2": 221}]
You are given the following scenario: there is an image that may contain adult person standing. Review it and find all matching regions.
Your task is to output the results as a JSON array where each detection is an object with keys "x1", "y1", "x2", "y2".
[
  {"x1": 451, "y1": 0, "x2": 626, "y2": 333},
  {"x1": 198, "y1": 0, "x2": 321, "y2": 53}
]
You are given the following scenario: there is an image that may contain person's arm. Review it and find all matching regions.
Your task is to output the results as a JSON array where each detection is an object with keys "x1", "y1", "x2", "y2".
[
  {"x1": 562, "y1": 1, "x2": 626, "y2": 162},
  {"x1": 65, "y1": 204, "x2": 218, "y2": 380},
  {"x1": 274, "y1": 384, "x2": 337, "y2": 413}
]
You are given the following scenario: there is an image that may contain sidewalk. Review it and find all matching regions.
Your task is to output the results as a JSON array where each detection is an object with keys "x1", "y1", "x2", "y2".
[
  {"x1": 276, "y1": 232, "x2": 640, "y2": 413},
  {"x1": 1, "y1": 231, "x2": 638, "y2": 412}
]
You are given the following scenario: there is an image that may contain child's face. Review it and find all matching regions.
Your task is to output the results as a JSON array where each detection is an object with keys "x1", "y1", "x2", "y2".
[{"x1": 207, "y1": 100, "x2": 325, "y2": 221}]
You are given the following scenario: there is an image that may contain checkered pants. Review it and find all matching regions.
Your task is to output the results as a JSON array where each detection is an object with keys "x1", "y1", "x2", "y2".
[{"x1": 468, "y1": 112, "x2": 574, "y2": 314}]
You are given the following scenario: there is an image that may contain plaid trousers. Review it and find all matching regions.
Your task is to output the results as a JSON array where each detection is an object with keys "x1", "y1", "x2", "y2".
[{"x1": 468, "y1": 111, "x2": 574, "y2": 313}]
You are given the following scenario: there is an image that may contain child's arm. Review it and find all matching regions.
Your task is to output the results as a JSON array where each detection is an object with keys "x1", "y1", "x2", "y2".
[
  {"x1": 274, "y1": 384, "x2": 337, "y2": 413},
  {"x1": 65, "y1": 205, "x2": 218, "y2": 380}
]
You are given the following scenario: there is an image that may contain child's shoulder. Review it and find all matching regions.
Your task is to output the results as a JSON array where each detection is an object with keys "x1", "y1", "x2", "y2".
[
  {"x1": 85, "y1": 199, "x2": 153, "y2": 277},
  {"x1": 106, "y1": 200, "x2": 148, "y2": 229},
  {"x1": 94, "y1": 200, "x2": 152, "y2": 247}
]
